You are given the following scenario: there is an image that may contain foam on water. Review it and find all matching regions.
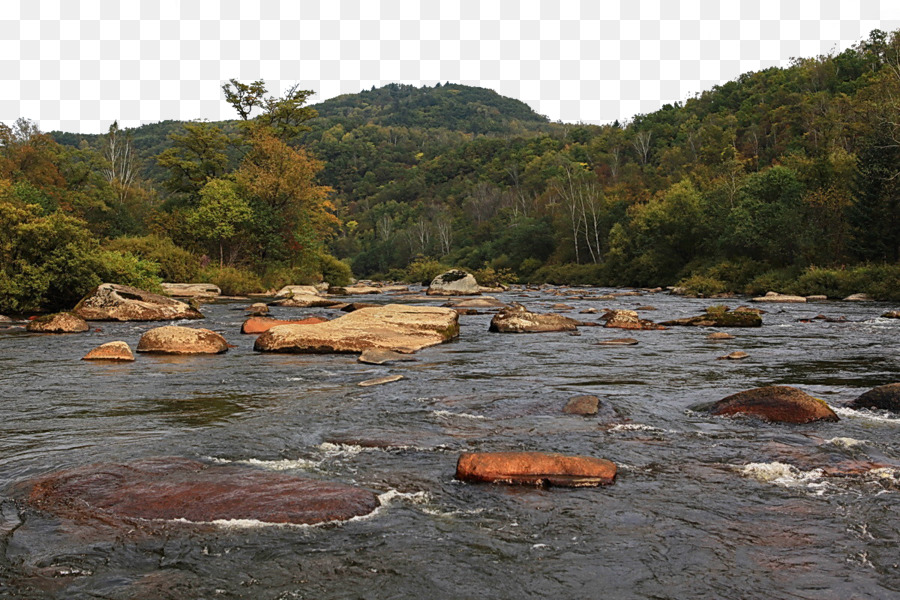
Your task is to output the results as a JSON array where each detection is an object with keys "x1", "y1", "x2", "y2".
[
  {"x1": 825, "y1": 437, "x2": 868, "y2": 448},
  {"x1": 834, "y1": 407, "x2": 900, "y2": 423},
  {"x1": 739, "y1": 462, "x2": 825, "y2": 485},
  {"x1": 609, "y1": 423, "x2": 663, "y2": 432},
  {"x1": 431, "y1": 410, "x2": 487, "y2": 420},
  {"x1": 207, "y1": 457, "x2": 319, "y2": 470}
]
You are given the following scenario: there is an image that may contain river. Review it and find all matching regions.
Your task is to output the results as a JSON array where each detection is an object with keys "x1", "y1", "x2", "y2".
[{"x1": 0, "y1": 288, "x2": 898, "y2": 599}]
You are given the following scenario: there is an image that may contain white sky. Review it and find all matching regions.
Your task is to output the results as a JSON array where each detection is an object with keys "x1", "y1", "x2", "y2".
[{"x1": 1, "y1": 0, "x2": 899, "y2": 134}]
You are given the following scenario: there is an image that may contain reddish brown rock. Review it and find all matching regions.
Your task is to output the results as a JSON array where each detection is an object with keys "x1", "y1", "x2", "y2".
[
  {"x1": 358, "y1": 374, "x2": 404, "y2": 387},
  {"x1": 137, "y1": 326, "x2": 229, "y2": 354},
  {"x1": 25, "y1": 457, "x2": 379, "y2": 525},
  {"x1": 708, "y1": 386, "x2": 839, "y2": 423},
  {"x1": 488, "y1": 303, "x2": 579, "y2": 333},
  {"x1": 456, "y1": 452, "x2": 616, "y2": 487},
  {"x1": 708, "y1": 332, "x2": 735, "y2": 340},
  {"x1": 241, "y1": 316, "x2": 328, "y2": 334},
  {"x1": 602, "y1": 309, "x2": 665, "y2": 331},
  {"x1": 563, "y1": 395, "x2": 600, "y2": 415},
  {"x1": 74, "y1": 284, "x2": 203, "y2": 321},
  {"x1": 598, "y1": 337, "x2": 639, "y2": 346},
  {"x1": 25, "y1": 312, "x2": 89, "y2": 333},
  {"x1": 847, "y1": 383, "x2": 900, "y2": 413},
  {"x1": 717, "y1": 351, "x2": 749, "y2": 360},
  {"x1": 82, "y1": 341, "x2": 135, "y2": 361},
  {"x1": 255, "y1": 304, "x2": 459, "y2": 354}
]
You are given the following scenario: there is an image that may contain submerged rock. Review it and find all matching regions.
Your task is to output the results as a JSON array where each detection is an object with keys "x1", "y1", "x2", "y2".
[
  {"x1": 160, "y1": 283, "x2": 221, "y2": 298},
  {"x1": 25, "y1": 312, "x2": 89, "y2": 333},
  {"x1": 563, "y1": 395, "x2": 600, "y2": 415},
  {"x1": 455, "y1": 452, "x2": 616, "y2": 487},
  {"x1": 255, "y1": 304, "x2": 459, "y2": 354},
  {"x1": 358, "y1": 348, "x2": 417, "y2": 365},
  {"x1": 444, "y1": 296, "x2": 506, "y2": 309},
  {"x1": 82, "y1": 341, "x2": 135, "y2": 361},
  {"x1": 598, "y1": 338, "x2": 639, "y2": 346},
  {"x1": 25, "y1": 457, "x2": 379, "y2": 525},
  {"x1": 707, "y1": 332, "x2": 735, "y2": 340},
  {"x1": 708, "y1": 386, "x2": 839, "y2": 424},
  {"x1": 488, "y1": 303, "x2": 579, "y2": 333},
  {"x1": 717, "y1": 351, "x2": 749, "y2": 360},
  {"x1": 137, "y1": 326, "x2": 229, "y2": 355},
  {"x1": 74, "y1": 284, "x2": 204, "y2": 321},
  {"x1": 602, "y1": 309, "x2": 665, "y2": 331},
  {"x1": 358, "y1": 375, "x2": 404, "y2": 387},
  {"x1": 882, "y1": 310, "x2": 900, "y2": 319},
  {"x1": 661, "y1": 306, "x2": 762, "y2": 328},
  {"x1": 241, "y1": 316, "x2": 327, "y2": 334},
  {"x1": 847, "y1": 383, "x2": 900, "y2": 413},
  {"x1": 427, "y1": 270, "x2": 481, "y2": 296},
  {"x1": 246, "y1": 302, "x2": 269, "y2": 316}
]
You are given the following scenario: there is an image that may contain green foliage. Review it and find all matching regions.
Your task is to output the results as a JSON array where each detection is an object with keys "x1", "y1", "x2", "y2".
[
  {"x1": 471, "y1": 265, "x2": 515, "y2": 287},
  {"x1": 528, "y1": 263, "x2": 605, "y2": 285},
  {"x1": 318, "y1": 253, "x2": 353, "y2": 286},
  {"x1": 197, "y1": 265, "x2": 263, "y2": 296},
  {"x1": 188, "y1": 178, "x2": 253, "y2": 266},
  {"x1": 676, "y1": 274, "x2": 729, "y2": 297},
  {"x1": 104, "y1": 234, "x2": 200, "y2": 282},
  {"x1": 403, "y1": 257, "x2": 448, "y2": 285}
]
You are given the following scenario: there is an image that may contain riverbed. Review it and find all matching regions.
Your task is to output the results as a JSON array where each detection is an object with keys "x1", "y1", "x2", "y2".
[{"x1": 1, "y1": 288, "x2": 898, "y2": 599}]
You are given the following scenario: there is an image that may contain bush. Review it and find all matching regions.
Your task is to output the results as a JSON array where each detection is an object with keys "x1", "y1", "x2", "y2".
[
  {"x1": 528, "y1": 263, "x2": 605, "y2": 285},
  {"x1": 92, "y1": 250, "x2": 162, "y2": 293},
  {"x1": 197, "y1": 266, "x2": 263, "y2": 296},
  {"x1": 676, "y1": 274, "x2": 729, "y2": 297},
  {"x1": 105, "y1": 235, "x2": 201, "y2": 282},
  {"x1": 404, "y1": 257, "x2": 448, "y2": 285},
  {"x1": 744, "y1": 267, "x2": 801, "y2": 296},
  {"x1": 472, "y1": 265, "x2": 516, "y2": 287},
  {"x1": 319, "y1": 253, "x2": 353, "y2": 286}
]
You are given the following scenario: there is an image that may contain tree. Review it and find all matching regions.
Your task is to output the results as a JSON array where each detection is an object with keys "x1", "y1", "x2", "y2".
[
  {"x1": 156, "y1": 122, "x2": 230, "y2": 200},
  {"x1": 188, "y1": 178, "x2": 253, "y2": 266},
  {"x1": 101, "y1": 121, "x2": 137, "y2": 205},
  {"x1": 221, "y1": 79, "x2": 268, "y2": 120}
]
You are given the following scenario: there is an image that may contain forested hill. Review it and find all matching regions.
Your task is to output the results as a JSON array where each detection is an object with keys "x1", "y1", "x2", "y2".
[{"x1": 8, "y1": 28, "x2": 900, "y2": 314}]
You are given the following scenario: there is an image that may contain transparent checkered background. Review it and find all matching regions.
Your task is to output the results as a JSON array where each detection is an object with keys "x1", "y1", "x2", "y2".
[{"x1": 1, "y1": 0, "x2": 899, "y2": 133}]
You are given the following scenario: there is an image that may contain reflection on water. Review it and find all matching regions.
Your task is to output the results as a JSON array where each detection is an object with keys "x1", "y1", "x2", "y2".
[{"x1": 0, "y1": 289, "x2": 899, "y2": 599}]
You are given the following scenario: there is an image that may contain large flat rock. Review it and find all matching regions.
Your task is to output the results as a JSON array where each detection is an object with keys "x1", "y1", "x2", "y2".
[
  {"x1": 456, "y1": 452, "x2": 617, "y2": 487},
  {"x1": 708, "y1": 386, "x2": 839, "y2": 423},
  {"x1": 74, "y1": 284, "x2": 204, "y2": 321},
  {"x1": 25, "y1": 457, "x2": 380, "y2": 525},
  {"x1": 254, "y1": 304, "x2": 459, "y2": 353}
]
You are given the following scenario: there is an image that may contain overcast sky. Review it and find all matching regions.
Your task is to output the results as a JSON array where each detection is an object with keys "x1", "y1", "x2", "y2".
[{"x1": 2, "y1": 0, "x2": 900, "y2": 134}]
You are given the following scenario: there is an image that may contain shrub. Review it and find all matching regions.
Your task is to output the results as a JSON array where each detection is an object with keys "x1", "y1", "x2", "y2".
[
  {"x1": 105, "y1": 234, "x2": 201, "y2": 282},
  {"x1": 675, "y1": 274, "x2": 729, "y2": 297},
  {"x1": 319, "y1": 253, "x2": 353, "y2": 286},
  {"x1": 197, "y1": 266, "x2": 263, "y2": 296},
  {"x1": 528, "y1": 263, "x2": 605, "y2": 285},
  {"x1": 404, "y1": 257, "x2": 448, "y2": 285},
  {"x1": 472, "y1": 265, "x2": 516, "y2": 287}
]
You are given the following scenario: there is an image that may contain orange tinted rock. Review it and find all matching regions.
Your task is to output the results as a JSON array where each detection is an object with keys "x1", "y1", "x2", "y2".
[
  {"x1": 74, "y1": 284, "x2": 203, "y2": 321},
  {"x1": 137, "y1": 326, "x2": 229, "y2": 354},
  {"x1": 455, "y1": 451, "x2": 616, "y2": 487},
  {"x1": 241, "y1": 316, "x2": 327, "y2": 334},
  {"x1": 254, "y1": 304, "x2": 459, "y2": 354},
  {"x1": 82, "y1": 341, "x2": 135, "y2": 361},
  {"x1": 25, "y1": 312, "x2": 89, "y2": 333},
  {"x1": 563, "y1": 395, "x2": 600, "y2": 415},
  {"x1": 25, "y1": 457, "x2": 380, "y2": 525},
  {"x1": 709, "y1": 386, "x2": 839, "y2": 424}
]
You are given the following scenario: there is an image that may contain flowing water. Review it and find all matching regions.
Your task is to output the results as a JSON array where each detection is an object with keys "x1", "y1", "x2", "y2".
[{"x1": 0, "y1": 289, "x2": 898, "y2": 599}]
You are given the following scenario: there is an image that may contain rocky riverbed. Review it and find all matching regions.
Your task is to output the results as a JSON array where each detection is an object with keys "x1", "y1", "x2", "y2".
[{"x1": 0, "y1": 285, "x2": 898, "y2": 599}]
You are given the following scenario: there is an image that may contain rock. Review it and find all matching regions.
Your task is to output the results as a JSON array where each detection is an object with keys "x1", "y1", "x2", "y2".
[
  {"x1": 717, "y1": 351, "x2": 748, "y2": 360},
  {"x1": 806, "y1": 295, "x2": 828, "y2": 301},
  {"x1": 241, "y1": 316, "x2": 328, "y2": 334},
  {"x1": 602, "y1": 309, "x2": 665, "y2": 331},
  {"x1": 563, "y1": 395, "x2": 600, "y2": 415},
  {"x1": 444, "y1": 297, "x2": 506, "y2": 308},
  {"x1": 847, "y1": 383, "x2": 900, "y2": 412},
  {"x1": 883, "y1": 310, "x2": 900, "y2": 319},
  {"x1": 579, "y1": 308, "x2": 599, "y2": 314},
  {"x1": 751, "y1": 292, "x2": 806, "y2": 303},
  {"x1": 426, "y1": 270, "x2": 481, "y2": 296},
  {"x1": 844, "y1": 293, "x2": 874, "y2": 302},
  {"x1": 358, "y1": 375, "x2": 404, "y2": 387},
  {"x1": 598, "y1": 337, "x2": 639, "y2": 345},
  {"x1": 340, "y1": 302, "x2": 380, "y2": 312},
  {"x1": 455, "y1": 452, "x2": 616, "y2": 487},
  {"x1": 635, "y1": 305, "x2": 657, "y2": 311},
  {"x1": 551, "y1": 303, "x2": 575, "y2": 310},
  {"x1": 708, "y1": 386, "x2": 839, "y2": 423},
  {"x1": 707, "y1": 332, "x2": 734, "y2": 340},
  {"x1": 275, "y1": 285, "x2": 321, "y2": 298},
  {"x1": 137, "y1": 326, "x2": 229, "y2": 354},
  {"x1": 246, "y1": 302, "x2": 269, "y2": 316},
  {"x1": 661, "y1": 307, "x2": 762, "y2": 328},
  {"x1": 0, "y1": 315, "x2": 12, "y2": 322},
  {"x1": 25, "y1": 457, "x2": 379, "y2": 525},
  {"x1": 25, "y1": 312, "x2": 89, "y2": 333},
  {"x1": 272, "y1": 295, "x2": 344, "y2": 308},
  {"x1": 160, "y1": 283, "x2": 221, "y2": 298},
  {"x1": 735, "y1": 306, "x2": 766, "y2": 314},
  {"x1": 358, "y1": 348, "x2": 417, "y2": 365},
  {"x1": 82, "y1": 341, "x2": 135, "y2": 361},
  {"x1": 74, "y1": 284, "x2": 204, "y2": 321},
  {"x1": 488, "y1": 303, "x2": 579, "y2": 333},
  {"x1": 255, "y1": 304, "x2": 459, "y2": 354},
  {"x1": 340, "y1": 284, "x2": 382, "y2": 295}
]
